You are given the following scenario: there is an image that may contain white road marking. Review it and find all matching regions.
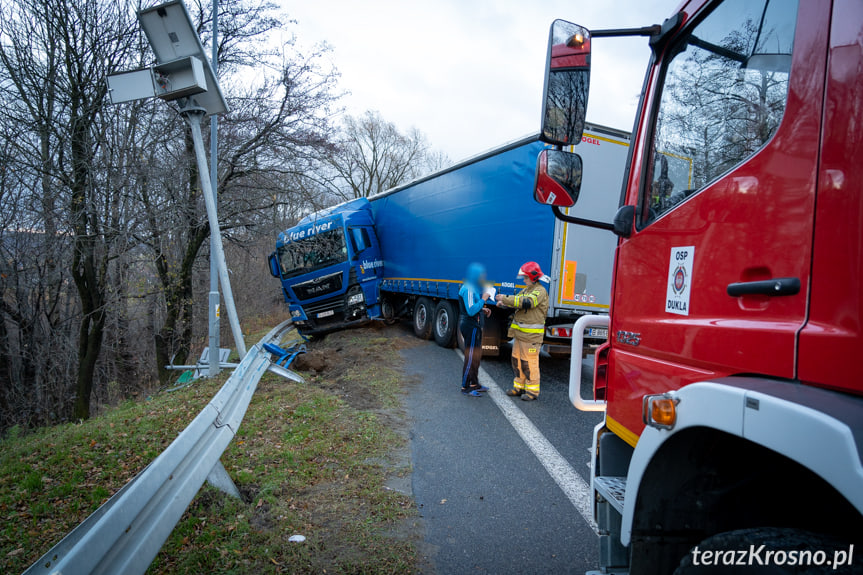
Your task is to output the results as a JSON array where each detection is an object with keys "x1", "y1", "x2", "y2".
[{"x1": 456, "y1": 350, "x2": 598, "y2": 532}]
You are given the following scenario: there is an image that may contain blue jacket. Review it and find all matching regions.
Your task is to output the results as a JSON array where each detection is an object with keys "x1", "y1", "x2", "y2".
[
  {"x1": 459, "y1": 263, "x2": 487, "y2": 328},
  {"x1": 459, "y1": 282, "x2": 485, "y2": 318}
]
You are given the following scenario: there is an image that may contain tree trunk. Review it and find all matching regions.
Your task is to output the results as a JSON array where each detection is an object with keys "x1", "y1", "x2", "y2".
[
  {"x1": 68, "y1": 79, "x2": 107, "y2": 420},
  {"x1": 73, "y1": 310, "x2": 105, "y2": 419},
  {"x1": 154, "y1": 284, "x2": 192, "y2": 385},
  {"x1": 152, "y1": 127, "x2": 209, "y2": 385},
  {"x1": 70, "y1": 207, "x2": 107, "y2": 419}
]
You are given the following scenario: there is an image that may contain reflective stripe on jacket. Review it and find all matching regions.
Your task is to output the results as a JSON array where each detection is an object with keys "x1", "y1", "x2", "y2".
[{"x1": 501, "y1": 283, "x2": 548, "y2": 344}]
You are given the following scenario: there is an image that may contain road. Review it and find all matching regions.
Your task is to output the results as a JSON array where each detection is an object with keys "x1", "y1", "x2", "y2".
[{"x1": 401, "y1": 333, "x2": 604, "y2": 575}]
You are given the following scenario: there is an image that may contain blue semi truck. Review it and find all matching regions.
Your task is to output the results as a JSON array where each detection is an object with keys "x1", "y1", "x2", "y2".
[{"x1": 268, "y1": 124, "x2": 629, "y2": 354}]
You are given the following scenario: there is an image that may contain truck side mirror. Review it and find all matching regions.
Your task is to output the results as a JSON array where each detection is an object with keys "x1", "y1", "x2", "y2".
[
  {"x1": 534, "y1": 149, "x2": 583, "y2": 207},
  {"x1": 268, "y1": 252, "x2": 281, "y2": 278},
  {"x1": 540, "y1": 20, "x2": 591, "y2": 146}
]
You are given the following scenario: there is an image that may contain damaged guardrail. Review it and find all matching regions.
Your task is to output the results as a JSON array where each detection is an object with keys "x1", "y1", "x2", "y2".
[{"x1": 25, "y1": 319, "x2": 304, "y2": 575}]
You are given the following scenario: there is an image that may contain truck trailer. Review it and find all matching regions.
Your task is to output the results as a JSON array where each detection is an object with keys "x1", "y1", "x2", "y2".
[
  {"x1": 532, "y1": 0, "x2": 863, "y2": 573},
  {"x1": 269, "y1": 126, "x2": 629, "y2": 354}
]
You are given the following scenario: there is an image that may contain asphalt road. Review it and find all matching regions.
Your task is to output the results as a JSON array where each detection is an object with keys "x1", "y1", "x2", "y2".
[{"x1": 401, "y1": 334, "x2": 604, "y2": 575}]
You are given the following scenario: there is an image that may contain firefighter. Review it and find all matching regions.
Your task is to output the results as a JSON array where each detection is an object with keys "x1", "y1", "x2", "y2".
[{"x1": 495, "y1": 262, "x2": 549, "y2": 401}]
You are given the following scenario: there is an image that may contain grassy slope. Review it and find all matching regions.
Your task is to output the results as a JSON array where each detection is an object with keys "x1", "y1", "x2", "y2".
[{"x1": 0, "y1": 325, "x2": 419, "y2": 574}]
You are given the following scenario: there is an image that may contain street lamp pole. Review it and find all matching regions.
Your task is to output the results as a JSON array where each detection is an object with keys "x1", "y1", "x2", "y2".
[
  {"x1": 207, "y1": 0, "x2": 220, "y2": 377},
  {"x1": 185, "y1": 108, "x2": 246, "y2": 358}
]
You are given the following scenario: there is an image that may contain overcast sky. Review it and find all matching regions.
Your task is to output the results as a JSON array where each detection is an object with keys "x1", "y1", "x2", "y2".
[{"x1": 281, "y1": 0, "x2": 681, "y2": 162}]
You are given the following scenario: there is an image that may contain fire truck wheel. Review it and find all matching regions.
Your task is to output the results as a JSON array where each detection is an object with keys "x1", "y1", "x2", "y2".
[
  {"x1": 412, "y1": 297, "x2": 434, "y2": 340},
  {"x1": 673, "y1": 527, "x2": 855, "y2": 575}
]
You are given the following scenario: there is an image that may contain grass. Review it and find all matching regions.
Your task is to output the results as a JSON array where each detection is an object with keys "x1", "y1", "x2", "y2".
[{"x1": 0, "y1": 324, "x2": 420, "y2": 574}]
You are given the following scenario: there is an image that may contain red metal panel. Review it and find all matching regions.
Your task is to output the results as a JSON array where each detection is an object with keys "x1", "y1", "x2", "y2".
[
  {"x1": 607, "y1": 0, "x2": 831, "y2": 438},
  {"x1": 797, "y1": 0, "x2": 863, "y2": 396}
]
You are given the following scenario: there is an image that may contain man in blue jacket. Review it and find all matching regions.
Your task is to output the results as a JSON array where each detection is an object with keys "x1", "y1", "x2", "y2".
[{"x1": 459, "y1": 263, "x2": 492, "y2": 396}]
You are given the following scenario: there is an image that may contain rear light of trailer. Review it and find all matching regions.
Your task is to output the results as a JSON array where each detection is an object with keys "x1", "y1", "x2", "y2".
[{"x1": 547, "y1": 326, "x2": 573, "y2": 338}]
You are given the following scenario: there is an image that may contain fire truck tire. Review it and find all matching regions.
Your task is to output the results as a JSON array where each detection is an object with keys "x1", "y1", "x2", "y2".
[
  {"x1": 412, "y1": 297, "x2": 434, "y2": 340},
  {"x1": 433, "y1": 300, "x2": 458, "y2": 348},
  {"x1": 672, "y1": 527, "x2": 855, "y2": 575}
]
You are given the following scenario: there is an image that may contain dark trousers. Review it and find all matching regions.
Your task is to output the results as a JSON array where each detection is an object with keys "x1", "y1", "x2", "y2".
[{"x1": 460, "y1": 321, "x2": 483, "y2": 389}]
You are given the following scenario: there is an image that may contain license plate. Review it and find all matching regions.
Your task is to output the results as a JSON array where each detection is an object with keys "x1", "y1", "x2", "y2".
[
  {"x1": 588, "y1": 327, "x2": 608, "y2": 339},
  {"x1": 317, "y1": 310, "x2": 335, "y2": 318}
]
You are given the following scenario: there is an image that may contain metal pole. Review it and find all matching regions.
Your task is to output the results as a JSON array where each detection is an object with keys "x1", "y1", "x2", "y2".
[
  {"x1": 185, "y1": 109, "x2": 247, "y2": 358},
  {"x1": 207, "y1": 0, "x2": 221, "y2": 377}
]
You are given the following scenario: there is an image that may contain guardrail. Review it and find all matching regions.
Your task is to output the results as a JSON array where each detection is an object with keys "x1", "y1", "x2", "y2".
[{"x1": 25, "y1": 319, "x2": 304, "y2": 575}]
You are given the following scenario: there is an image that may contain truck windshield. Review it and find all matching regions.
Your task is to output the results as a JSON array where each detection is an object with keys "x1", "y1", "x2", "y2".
[
  {"x1": 643, "y1": 0, "x2": 797, "y2": 224},
  {"x1": 278, "y1": 228, "x2": 348, "y2": 279}
]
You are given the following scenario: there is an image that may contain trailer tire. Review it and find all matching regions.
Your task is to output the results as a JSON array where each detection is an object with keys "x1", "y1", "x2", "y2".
[
  {"x1": 672, "y1": 527, "x2": 853, "y2": 575},
  {"x1": 413, "y1": 297, "x2": 434, "y2": 340},
  {"x1": 433, "y1": 300, "x2": 458, "y2": 348}
]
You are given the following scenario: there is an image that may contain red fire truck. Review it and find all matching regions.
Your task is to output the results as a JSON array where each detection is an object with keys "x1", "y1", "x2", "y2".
[{"x1": 533, "y1": 0, "x2": 863, "y2": 573}]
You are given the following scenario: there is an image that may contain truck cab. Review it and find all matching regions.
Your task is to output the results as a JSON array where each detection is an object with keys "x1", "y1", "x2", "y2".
[
  {"x1": 269, "y1": 198, "x2": 383, "y2": 335},
  {"x1": 534, "y1": 0, "x2": 863, "y2": 572}
]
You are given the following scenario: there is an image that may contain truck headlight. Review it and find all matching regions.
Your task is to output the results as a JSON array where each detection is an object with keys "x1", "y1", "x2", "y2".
[
  {"x1": 291, "y1": 309, "x2": 302, "y2": 318},
  {"x1": 347, "y1": 292, "x2": 364, "y2": 306}
]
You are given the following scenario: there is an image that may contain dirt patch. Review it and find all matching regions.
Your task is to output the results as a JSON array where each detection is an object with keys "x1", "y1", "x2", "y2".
[
  {"x1": 249, "y1": 500, "x2": 274, "y2": 532},
  {"x1": 297, "y1": 323, "x2": 420, "y2": 413},
  {"x1": 292, "y1": 350, "x2": 328, "y2": 373}
]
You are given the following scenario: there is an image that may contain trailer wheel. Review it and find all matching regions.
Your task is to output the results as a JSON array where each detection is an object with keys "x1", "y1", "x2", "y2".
[
  {"x1": 433, "y1": 300, "x2": 458, "y2": 348},
  {"x1": 672, "y1": 527, "x2": 853, "y2": 575},
  {"x1": 412, "y1": 297, "x2": 434, "y2": 340}
]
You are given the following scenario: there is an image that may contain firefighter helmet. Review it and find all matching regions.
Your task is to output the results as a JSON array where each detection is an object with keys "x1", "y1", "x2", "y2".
[{"x1": 517, "y1": 261, "x2": 543, "y2": 282}]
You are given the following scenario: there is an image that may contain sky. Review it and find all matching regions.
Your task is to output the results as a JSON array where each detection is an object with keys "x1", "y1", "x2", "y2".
[{"x1": 280, "y1": 0, "x2": 682, "y2": 163}]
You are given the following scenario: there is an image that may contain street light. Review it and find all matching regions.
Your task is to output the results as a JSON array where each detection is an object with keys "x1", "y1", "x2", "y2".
[{"x1": 107, "y1": 0, "x2": 246, "y2": 363}]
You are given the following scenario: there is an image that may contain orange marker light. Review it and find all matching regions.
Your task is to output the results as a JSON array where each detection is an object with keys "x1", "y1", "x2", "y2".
[{"x1": 642, "y1": 393, "x2": 679, "y2": 430}]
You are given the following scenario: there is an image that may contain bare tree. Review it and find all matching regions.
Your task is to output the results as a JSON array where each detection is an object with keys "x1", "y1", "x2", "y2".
[
  {"x1": 0, "y1": 0, "x2": 140, "y2": 420},
  {"x1": 323, "y1": 110, "x2": 449, "y2": 201}
]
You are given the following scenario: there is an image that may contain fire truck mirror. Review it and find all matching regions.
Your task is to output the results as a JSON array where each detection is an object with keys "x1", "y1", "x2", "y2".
[
  {"x1": 534, "y1": 149, "x2": 582, "y2": 207},
  {"x1": 541, "y1": 19, "x2": 591, "y2": 146}
]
